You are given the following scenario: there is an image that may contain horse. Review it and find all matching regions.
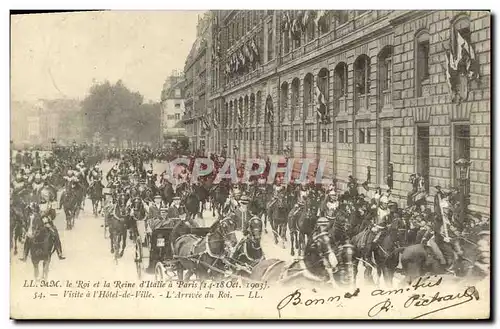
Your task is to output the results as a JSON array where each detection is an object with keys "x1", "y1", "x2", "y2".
[
  {"x1": 267, "y1": 195, "x2": 289, "y2": 248},
  {"x1": 352, "y1": 217, "x2": 407, "y2": 286},
  {"x1": 288, "y1": 197, "x2": 319, "y2": 257},
  {"x1": 399, "y1": 228, "x2": 483, "y2": 285},
  {"x1": 88, "y1": 181, "x2": 104, "y2": 217},
  {"x1": 24, "y1": 205, "x2": 56, "y2": 280},
  {"x1": 172, "y1": 217, "x2": 238, "y2": 281},
  {"x1": 10, "y1": 202, "x2": 27, "y2": 255},
  {"x1": 248, "y1": 229, "x2": 340, "y2": 288},
  {"x1": 210, "y1": 183, "x2": 230, "y2": 218},
  {"x1": 107, "y1": 193, "x2": 128, "y2": 262},
  {"x1": 182, "y1": 186, "x2": 202, "y2": 223},
  {"x1": 160, "y1": 180, "x2": 175, "y2": 208},
  {"x1": 230, "y1": 216, "x2": 264, "y2": 277},
  {"x1": 248, "y1": 187, "x2": 268, "y2": 226},
  {"x1": 62, "y1": 182, "x2": 80, "y2": 230}
]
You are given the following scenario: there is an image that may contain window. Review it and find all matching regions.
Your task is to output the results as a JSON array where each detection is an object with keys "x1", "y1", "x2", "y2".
[
  {"x1": 259, "y1": 132, "x2": 262, "y2": 140},
  {"x1": 416, "y1": 30, "x2": 430, "y2": 97},
  {"x1": 174, "y1": 102, "x2": 181, "y2": 109},
  {"x1": 295, "y1": 130, "x2": 300, "y2": 142},
  {"x1": 175, "y1": 113, "x2": 181, "y2": 120},
  {"x1": 383, "y1": 128, "x2": 391, "y2": 185},
  {"x1": 322, "y1": 129, "x2": 327, "y2": 143},
  {"x1": 366, "y1": 128, "x2": 371, "y2": 144},
  {"x1": 252, "y1": 132, "x2": 255, "y2": 141},
  {"x1": 307, "y1": 130, "x2": 313, "y2": 142},
  {"x1": 417, "y1": 126, "x2": 430, "y2": 192},
  {"x1": 454, "y1": 124, "x2": 470, "y2": 187},
  {"x1": 283, "y1": 131, "x2": 288, "y2": 141},
  {"x1": 339, "y1": 128, "x2": 345, "y2": 143},
  {"x1": 175, "y1": 88, "x2": 181, "y2": 97},
  {"x1": 359, "y1": 128, "x2": 366, "y2": 144}
]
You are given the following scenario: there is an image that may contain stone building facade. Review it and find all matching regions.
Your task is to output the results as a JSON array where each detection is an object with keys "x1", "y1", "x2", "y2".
[
  {"x1": 183, "y1": 13, "x2": 213, "y2": 153},
  {"x1": 201, "y1": 10, "x2": 490, "y2": 215},
  {"x1": 160, "y1": 71, "x2": 186, "y2": 143}
]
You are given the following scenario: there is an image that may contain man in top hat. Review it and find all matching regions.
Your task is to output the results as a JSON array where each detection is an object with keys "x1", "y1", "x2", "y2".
[
  {"x1": 167, "y1": 196, "x2": 183, "y2": 220},
  {"x1": 148, "y1": 195, "x2": 164, "y2": 220}
]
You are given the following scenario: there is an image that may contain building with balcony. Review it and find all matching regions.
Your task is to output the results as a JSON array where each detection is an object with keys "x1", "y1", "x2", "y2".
[
  {"x1": 183, "y1": 12, "x2": 213, "y2": 153},
  {"x1": 205, "y1": 10, "x2": 490, "y2": 216},
  {"x1": 160, "y1": 71, "x2": 186, "y2": 144}
]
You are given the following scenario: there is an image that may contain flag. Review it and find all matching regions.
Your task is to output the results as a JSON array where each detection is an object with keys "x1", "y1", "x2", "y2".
[
  {"x1": 314, "y1": 10, "x2": 326, "y2": 29},
  {"x1": 250, "y1": 38, "x2": 260, "y2": 62},
  {"x1": 245, "y1": 43, "x2": 254, "y2": 65},
  {"x1": 238, "y1": 49, "x2": 246, "y2": 68},
  {"x1": 315, "y1": 85, "x2": 329, "y2": 123},
  {"x1": 445, "y1": 51, "x2": 456, "y2": 94},
  {"x1": 237, "y1": 106, "x2": 243, "y2": 127},
  {"x1": 212, "y1": 110, "x2": 219, "y2": 128},
  {"x1": 282, "y1": 11, "x2": 291, "y2": 31}
]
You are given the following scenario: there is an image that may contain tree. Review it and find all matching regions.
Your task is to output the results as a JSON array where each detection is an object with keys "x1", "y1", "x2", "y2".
[{"x1": 81, "y1": 80, "x2": 143, "y2": 144}]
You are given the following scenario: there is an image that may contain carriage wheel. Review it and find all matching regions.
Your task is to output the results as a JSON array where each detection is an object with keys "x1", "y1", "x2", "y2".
[{"x1": 155, "y1": 262, "x2": 166, "y2": 282}]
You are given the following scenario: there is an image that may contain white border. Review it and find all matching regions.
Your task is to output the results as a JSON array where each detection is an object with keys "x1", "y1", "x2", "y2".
[{"x1": 2, "y1": 1, "x2": 497, "y2": 327}]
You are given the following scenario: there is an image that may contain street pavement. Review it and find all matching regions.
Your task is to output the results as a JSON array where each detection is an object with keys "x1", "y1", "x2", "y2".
[{"x1": 10, "y1": 161, "x2": 294, "y2": 285}]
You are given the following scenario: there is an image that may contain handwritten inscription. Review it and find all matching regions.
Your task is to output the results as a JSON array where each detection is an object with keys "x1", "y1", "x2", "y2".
[{"x1": 276, "y1": 289, "x2": 351, "y2": 318}]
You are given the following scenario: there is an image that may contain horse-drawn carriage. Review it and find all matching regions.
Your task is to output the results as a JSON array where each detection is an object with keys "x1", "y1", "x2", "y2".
[{"x1": 149, "y1": 224, "x2": 211, "y2": 282}]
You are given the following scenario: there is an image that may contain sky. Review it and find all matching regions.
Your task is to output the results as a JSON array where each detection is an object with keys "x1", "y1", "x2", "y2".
[{"x1": 11, "y1": 10, "x2": 203, "y2": 103}]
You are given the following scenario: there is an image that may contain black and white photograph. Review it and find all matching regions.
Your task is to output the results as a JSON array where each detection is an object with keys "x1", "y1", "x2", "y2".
[{"x1": 9, "y1": 9, "x2": 491, "y2": 319}]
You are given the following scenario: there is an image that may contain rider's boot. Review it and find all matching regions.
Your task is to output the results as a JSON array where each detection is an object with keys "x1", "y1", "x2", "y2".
[
  {"x1": 49, "y1": 225, "x2": 66, "y2": 260},
  {"x1": 19, "y1": 239, "x2": 30, "y2": 262}
]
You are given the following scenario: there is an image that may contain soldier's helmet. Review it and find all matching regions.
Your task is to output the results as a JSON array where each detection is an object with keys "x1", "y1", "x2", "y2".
[
  {"x1": 67, "y1": 170, "x2": 74, "y2": 176},
  {"x1": 34, "y1": 173, "x2": 41, "y2": 181},
  {"x1": 379, "y1": 195, "x2": 389, "y2": 206},
  {"x1": 15, "y1": 173, "x2": 22, "y2": 181}
]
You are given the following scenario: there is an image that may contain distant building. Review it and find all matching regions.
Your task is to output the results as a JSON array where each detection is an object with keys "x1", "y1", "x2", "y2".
[
  {"x1": 11, "y1": 98, "x2": 83, "y2": 147},
  {"x1": 160, "y1": 71, "x2": 186, "y2": 144}
]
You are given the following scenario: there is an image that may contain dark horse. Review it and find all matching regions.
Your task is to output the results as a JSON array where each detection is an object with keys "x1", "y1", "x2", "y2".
[
  {"x1": 25, "y1": 205, "x2": 56, "y2": 280},
  {"x1": 107, "y1": 193, "x2": 128, "y2": 263},
  {"x1": 230, "y1": 216, "x2": 264, "y2": 277},
  {"x1": 182, "y1": 185, "x2": 202, "y2": 222},
  {"x1": 62, "y1": 182, "x2": 80, "y2": 230},
  {"x1": 267, "y1": 195, "x2": 289, "y2": 248},
  {"x1": 249, "y1": 229, "x2": 339, "y2": 288},
  {"x1": 160, "y1": 180, "x2": 175, "y2": 208},
  {"x1": 89, "y1": 181, "x2": 104, "y2": 217},
  {"x1": 10, "y1": 201, "x2": 27, "y2": 255},
  {"x1": 210, "y1": 183, "x2": 230, "y2": 218},
  {"x1": 288, "y1": 197, "x2": 320, "y2": 257},
  {"x1": 351, "y1": 217, "x2": 407, "y2": 286},
  {"x1": 171, "y1": 217, "x2": 238, "y2": 281}
]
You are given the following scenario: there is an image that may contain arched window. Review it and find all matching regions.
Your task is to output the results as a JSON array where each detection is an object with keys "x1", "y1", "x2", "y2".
[
  {"x1": 415, "y1": 29, "x2": 430, "y2": 97},
  {"x1": 303, "y1": 73, "x2": 314, "y2": 119},
  {"x1": 317, "y1": 68, "x2": 329, "y2": 120},
  {"x1": 378, "y1": 46, "x2": 393, "y2": 109},
  {"x1": 354, "y1": 55, "x2": 371, "y2": 111},
  {"x1": 281, "y1": 82, "x2": 289, "y2": 121},
  {"x1": 250, "y1": 94, "x2": 255, "y2": 124},
  {"x1": 291, "y1": 78, "x2": 300, "y2": 121}
]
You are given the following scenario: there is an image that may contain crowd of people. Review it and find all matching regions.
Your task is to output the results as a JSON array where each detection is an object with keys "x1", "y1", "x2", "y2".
[{"x1": 10, "y1": 142, "x2": 490, "y2": 284}]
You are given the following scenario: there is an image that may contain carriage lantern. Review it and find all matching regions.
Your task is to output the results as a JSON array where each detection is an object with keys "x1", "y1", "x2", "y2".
[{"x1": 454, "y1": 158, "x2": 471, "y2": 225}]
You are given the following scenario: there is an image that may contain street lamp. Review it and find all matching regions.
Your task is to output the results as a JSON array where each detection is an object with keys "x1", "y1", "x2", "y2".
[{"x1": 454, "y1": 158, "x2": 471, "y2": 225}]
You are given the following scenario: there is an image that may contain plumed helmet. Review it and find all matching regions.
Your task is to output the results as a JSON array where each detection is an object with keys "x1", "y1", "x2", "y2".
[
  {"x1": 34, "y1": 173, "x2": 41, "y2": 180},
  {"x1": 67, "y1": 170, "x2": 73, "y2": 176},
  {"x1": 379, "y1": 195, "x2": 389, "y2": 204},
  {"x1": 329, "y1": 189, "x2": 337, "y2": 196}
]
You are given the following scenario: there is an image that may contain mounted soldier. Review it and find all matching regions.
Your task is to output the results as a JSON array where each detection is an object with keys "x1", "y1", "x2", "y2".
[
  {"x1": 318, "y1": 189, "x2": 340, "y2": 220},
  {"x1": 289, "y1": 181, "x2": 310, "y2": 219},
  {"x1": 425, "y1": 187, "x2": 464, "y2": 273},
  {"x1": 59, "y1": 169, "x2": 80, "y2": 210},
  {"x1": 88, "y1": 164, "x2": 103, "y2": 189},
  {"x1": 20, "y1": 200, "x2": 65, "y2": 262},
  {"x1": 407, "y1": 173, "x2": 427, "y2": 211}
]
